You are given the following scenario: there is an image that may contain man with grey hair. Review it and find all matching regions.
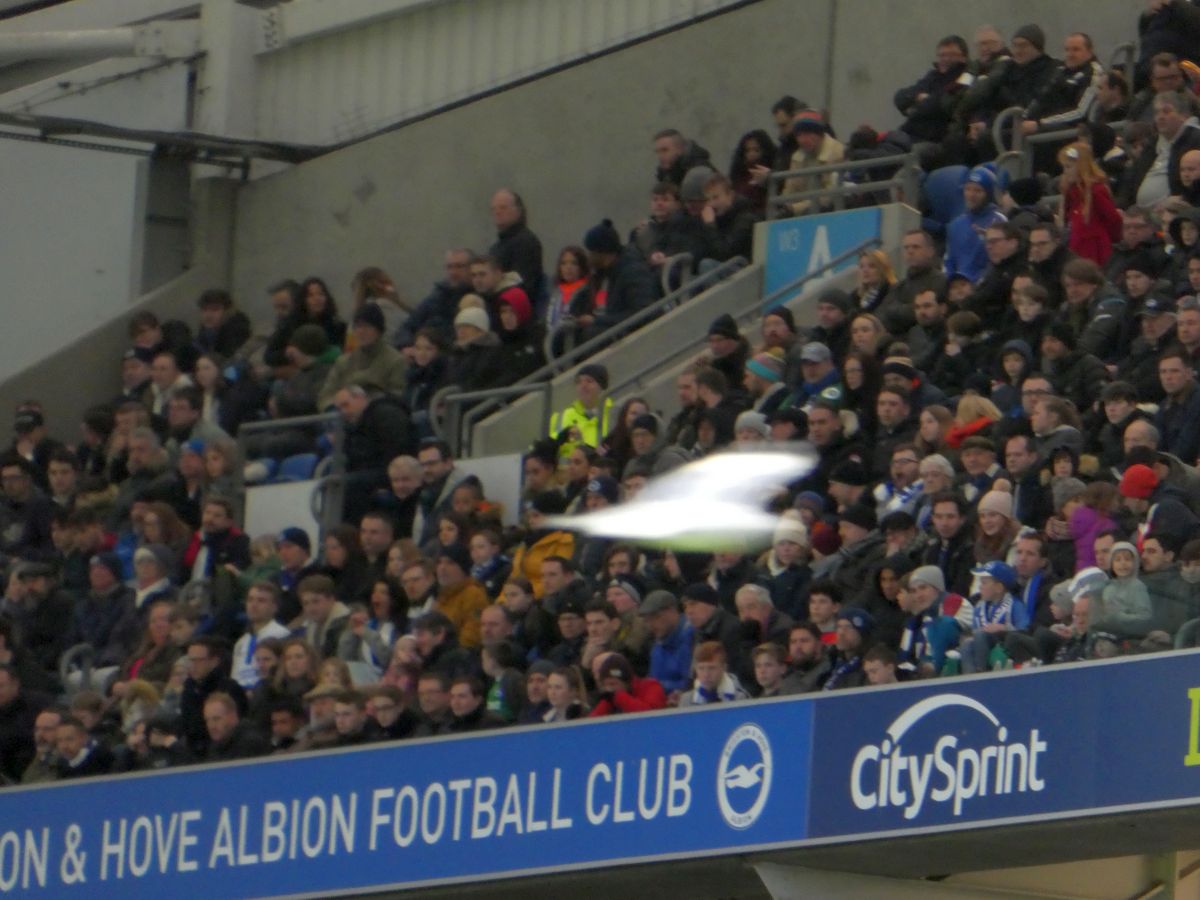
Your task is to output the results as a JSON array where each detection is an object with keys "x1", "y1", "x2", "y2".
[
  {"x1": 374, "y1": 454, "x2": 422, "y2": 539},
  {"x1": 1123, "y1": 419, "x2": 1161, "y2": 456},
  {"x1": 734, "y1": 583, "x2": 794, "y2": 654},
  {"x1": 1122, "y1": 91, "x2": 1200, "y2": 208},
  {"x1": 112, "y1": 427, "x2": 173, "y2": 525}
]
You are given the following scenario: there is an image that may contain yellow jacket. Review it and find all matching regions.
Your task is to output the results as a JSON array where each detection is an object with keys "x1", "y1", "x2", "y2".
[
  {"x1": 511, "y1": 530, "x2": 576, "y2": 598},
  {"x1": 549, "y1": 398, "x2": 614, "y2": 458},
  {"x1": 436, "y1": 579, "x2": 490, "y2": 648}
]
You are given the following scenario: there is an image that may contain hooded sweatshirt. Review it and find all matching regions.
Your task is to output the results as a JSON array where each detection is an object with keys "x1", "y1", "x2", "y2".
[{"x1": 1093, "y1": 542, "x2": 1153, "y2": 638}]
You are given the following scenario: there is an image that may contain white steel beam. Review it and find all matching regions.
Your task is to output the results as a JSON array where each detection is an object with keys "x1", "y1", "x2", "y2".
[{"x1": 256, "y1": 0, "x2": 441, "y2": 53}]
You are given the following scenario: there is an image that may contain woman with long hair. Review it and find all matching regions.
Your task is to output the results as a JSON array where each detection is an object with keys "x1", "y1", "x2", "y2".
[
  {"x1": 848, "y1": 312, "x2": 891, "y2": 362},
  {"x1": 140, "y1": 501, "x2": 190, "y2": 558},
  {"x1": 299, "y1": 276, "x2": 347, "y2": 348},
  {"x1": 1057, "y1": 141, "x2": 1122, "y2": 266},
  {"x1": 599, "y1": 396, "x2": 650, "y2": 474},
  {"x1": 974, "y1": 490, "x2": 1021, "y2": 569},
  {"x1": 320, "y1": 524, "x2": 369, "y2": 604},
  {"x1": 350, "y1": 266, "x2": 409, "y2": 347},
  {"x1": 841, "y1": 350, "x2": 882, "y2": 434},
  {"x1": 546, "y1": 246, "x2": 591, "y2": 331},
  {"x1": 945, "y1": 394, "x2": 1002, "y2": 449},
  {"x1": 728, "y1": 129, "x2": 777, "y2": 214},
  {"x1": 915, "y1": 405, "x2": 954, "y2": 457},
  {"x1": 542, "y1": 665, "x2": 588, "y2": 723},
  {"x1": 851, "y1": 249, "x2": 898, "y2": 314}
]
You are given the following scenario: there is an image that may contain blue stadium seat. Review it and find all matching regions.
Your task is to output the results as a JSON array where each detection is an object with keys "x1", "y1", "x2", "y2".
[
  {"x1": 920, "y1": 164, "x2": 968, "y2": 237},
  {"x1": 274, "y1": 453, "x2": 319, "y2": 483}
]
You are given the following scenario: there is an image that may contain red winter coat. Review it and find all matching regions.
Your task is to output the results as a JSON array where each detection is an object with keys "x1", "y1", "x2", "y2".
[
  {"x1": 587, "y1": 676, "x2": 668, "y2": 716},
  {"x1": 1063, "y1": 181, "x2": 1122, "y2": 267}
]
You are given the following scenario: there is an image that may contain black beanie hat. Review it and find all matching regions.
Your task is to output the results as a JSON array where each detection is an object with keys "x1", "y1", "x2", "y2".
[
  {"x1": 353, "y1": 303, "x2": 386, "y2": 333},
  {"x1": 1043, "y1": 320, "x2": 1077, "y2": 351},
  {"x1": 584, "y1": 219, "x2": 621, "y2": 254}
]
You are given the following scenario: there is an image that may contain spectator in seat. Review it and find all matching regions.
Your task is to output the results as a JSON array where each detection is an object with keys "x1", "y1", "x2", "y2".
[
  {"x1": 549, "y1": 364, "x2": 613, "y2": 457},
  {"x1": 332, "y1": 689, "x2": 384, "y2": 746},
  {"x1": 728, "y1": 129, "x2": 776, "y2": 215},
  {"x1": 446, "y1": 306, "x2": 505, "y2": 396},
  {"x1": 545, "y1": 246, "x2": 590, "y2": 333},
  {"x1": 264, "y1": 325, "x2": 335, "y2": 446},
  {"x1": 1025, "y1": 222, "x2": 1073, "y2": 307},
  {"x1": 780, "y1": 621, "x2": 831, "y2": 694},
  {"x1": 1131, "y1": 52, "x2": 1200, "y2": 120},
  {"x1": 653, "y1": 128, "x2": 713, "y2": 188},
  {"x1": 204, "y1": 691, "x2": 269, "y2": 761},
  {"x1": 970, "y1": 24, "x2": 1009, "y2": 77},
  {"x1": 588, "y1": 652, "x2": 667, "y2": 717},
  {"x1": 945, "y1": 166, "x2": 1006, "y2": 285},
  {"x1": 894, "y1": 34, "x2": 973, "y2": 146},
  {"x1": 1021, "y1": 33, "x2": 1103, "y2": 137},
  {"x1": 823, "y1": 608, "x2": 873, "y2": 690},
  {"x1": 511, "y1": 491, "x2": 575, "y2": 600},
  {"x1": 1155, "y1": 349, "x2": 1200, "y2": 464},
  {"x1": 885, "y1": 230, "x2": 946, "y2": 336},
  {"x1": 179, "y1": 636, "x2": 246, "y2": 754},
  {"x1": 298, "y1": 277, "x2": 346, "y2": 350},
  {"x1": 194, "y1": 289, "x2": 251, "y2": 360},
  {"x1": 318, "y1": 304, "x2": 407, "y2": 410},
  {"x1": 335, "y1": 386, "x2": 417, "y2": 524},
  {"x1": 1093, "y1": 541, "x2": 1153, "y2": 639},
  {"x1": 630, "y1": 181, "x2": 707, "y2": 273},
  {"x1": 640, "y1": 590, "x2": 693, "y2": 697},
  {"x1": 433, "y1": 543, "x2": 488, "y2": 649},
  {"x1": 54, "y1": 714, "x2": 114, "y2": 779},
  {"x1": 962, "y1": 222, "x2": 1024, "y2": 319},
  {"x1": 489, "y1": 189, "x2": 545, "y2": 310},
  {"x1": 1057, "y1": 142, "x2": 1122, "y2": 267},
  {"x1": 1039, "y1": 322, "x2": 1108, "y2": 414},
  {"x1": 1092, "y1": 70, "x2": 1131, "y2": 125},
  {"x1": 678, "y1": 641, "x2": 747, "y2": 707},
  {"x1": 148, "y1": 350, "x2": 192, "y2": 418},
  {"x1": 700, "y1": 172, "x2": 757, "y2": 264},
  {"x1": 396, "y1": 248, "x2": 473, "y2": 350},
  {"x1": 1120, "y1": 91, "x2": 1200, "y2": 209},
  {"x1": 781, "y1": 110, "x2": 846, "y2": 216},
  {"x1": 960, "y1": 560, "x2": 1028, "y2": 672},
  {"x1": 770, "y1": 96, "x2": 805, "y2": 170},
  {"x1": 231, "y1": 582, "x2": 292, "y2": 688},
  {"x1": 1107, "y1": 207, "x2": 1170, "y2": 284},
  {"x1": 1121, "y1": 296, "x2": 1179, "y2": 403},
  {"x1": 573, "y1": 219, "x2": 656, "y2": 338},
  {"x1": 297, "y1": 574, "x2": 351, "y2": 660},
  {"x1": 898, "y1": 565, "x2": 972, "y2": 674},
  {"x1": 261, "y1": 279, "x2": 303, "y2": 370},
  {"x1": 1176, "y1": 150, "x2": 1200, "y2": 206},
  {"x1": 960, "y1": 24, "x2": 1059, "y2": 154}
]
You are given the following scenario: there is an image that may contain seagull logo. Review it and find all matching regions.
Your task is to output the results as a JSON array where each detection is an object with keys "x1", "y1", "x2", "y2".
[
  {"x1": 723, "y1": 763, "x2": 766, "y2": 790},
  {"x1": 717, "y1": 725, "x2": 773, "y2": 829}
]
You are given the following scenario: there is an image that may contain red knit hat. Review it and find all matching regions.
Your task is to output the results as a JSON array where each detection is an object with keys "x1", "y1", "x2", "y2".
[{"x1": 1119, "y1": 464, "x2": 1158, "y2": 500}]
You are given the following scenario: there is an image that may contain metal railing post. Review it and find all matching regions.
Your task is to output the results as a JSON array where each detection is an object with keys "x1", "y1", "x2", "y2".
[{"x1": 991, "y1": 106, "x2": 1025, "y2": 155}]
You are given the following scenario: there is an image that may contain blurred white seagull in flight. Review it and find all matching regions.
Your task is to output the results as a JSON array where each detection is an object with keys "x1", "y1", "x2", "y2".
[{"x1": 543, "y1": 446, "x2": 815, "y2": 552}]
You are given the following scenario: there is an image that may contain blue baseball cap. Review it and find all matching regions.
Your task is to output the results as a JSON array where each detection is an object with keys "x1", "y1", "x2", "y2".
[{"x1": 971, "y1": 560, "x2": 1017, "y2": 590}]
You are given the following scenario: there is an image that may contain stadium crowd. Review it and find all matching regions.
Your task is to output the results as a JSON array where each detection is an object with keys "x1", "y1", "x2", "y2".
[{"x1": 4, "y1": 5, "x2": 1200, "y2": 782}]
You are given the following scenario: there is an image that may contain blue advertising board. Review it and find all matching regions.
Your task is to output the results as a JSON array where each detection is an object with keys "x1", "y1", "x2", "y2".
[
  {"x1": 807, "y1": 653, "x2": 1200, "y2": 839},
  {"x1": 761, "y1": 206, "x2": 881, "y2": 308},
  {"x1": 0, "y1": 701, "x2": 813, "y2": 898},
  {"x1": 3, "y1": 652, "x2": 1200, "y2": 897}
]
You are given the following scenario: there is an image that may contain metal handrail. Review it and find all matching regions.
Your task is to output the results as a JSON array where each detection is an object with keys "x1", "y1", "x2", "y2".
[
  {"x1": 768, "y1": 152, "x2": 916, "y2": 182},
  {"x1": 1005, "y1": 120, "x2": 1129, "y2": 179},
  {"x1": 236, "y1": 410, "x2": 346, "y2": 533},
  {"x1": 762, "y1": 236, "x2": 881, "y2": 312},
  {"x1": 769, "y1": 173, "x2": 915, "y2": 217},
  {"x1": 441, "y1": 382, "x2": 554, "y2": 458},
  {"x1": 452, "y1": 255, "x2": 749, "y2": 428},
  {"x1": 1109, "y1": 41, "x2": 1135, "y2": 75},
  {"x1": 660, "y1": 252, "x2": 695, "y2": 296},
  {"x1": 765, "y1": 153, "x2": 918, "y2": 219},
  {"x1": 605, "y1": 236, "x2": 879, "y2": 400},
  {"x1": 991, "y1": 105, "x2": 1026, "y2": 154}
]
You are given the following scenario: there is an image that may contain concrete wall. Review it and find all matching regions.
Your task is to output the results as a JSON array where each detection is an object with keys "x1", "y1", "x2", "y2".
[
  {"x1": 230, "y1": 0, "x2": 834, "y2": 311},
  {"x1": 0, "y1": 179, "x2": 234, "y2": 440},
  {"x1": 231, "y1": 0, "x2": 1135, "y2": 316}
]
